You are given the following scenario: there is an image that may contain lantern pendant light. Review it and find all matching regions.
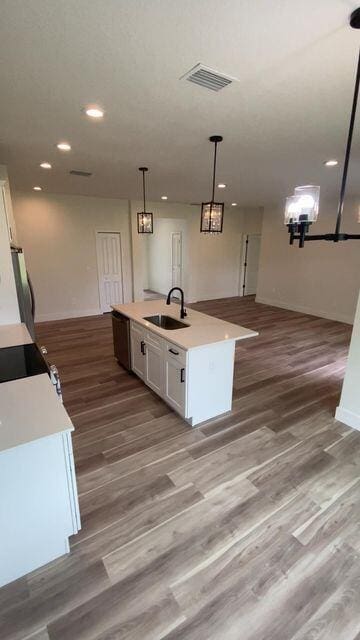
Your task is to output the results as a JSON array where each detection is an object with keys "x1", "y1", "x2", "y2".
[
  {"x1": 201, "y1": 135, "x2": 224, "y2": 233},
  {"x1": 284, "y1": 7, "x2": 360, "y2": 248},
  {"x1": 137, "y1": 167, "x2": 153, "y2": 234}
]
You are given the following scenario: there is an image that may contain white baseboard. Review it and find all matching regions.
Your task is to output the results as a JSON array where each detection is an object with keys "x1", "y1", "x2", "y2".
[
  {"x1": 36, "y1": 308, "x2": 101, "y2": 322},
  {"x1": 335, "y1": 406, "x2": 360, "y2": 431},
  {"x1": 255, "y1": 296, "x2": 354, "y2": 325}
]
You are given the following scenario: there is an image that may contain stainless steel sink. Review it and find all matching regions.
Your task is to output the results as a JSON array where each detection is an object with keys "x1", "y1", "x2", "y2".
[{"x1": 143, "y1": 314, "x2": 189, "y2": 330}]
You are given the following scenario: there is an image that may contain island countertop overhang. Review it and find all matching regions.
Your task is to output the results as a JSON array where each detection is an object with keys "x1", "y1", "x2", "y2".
[{"x1": 112, "y1": 300, "x2": 258, "y2": 350}]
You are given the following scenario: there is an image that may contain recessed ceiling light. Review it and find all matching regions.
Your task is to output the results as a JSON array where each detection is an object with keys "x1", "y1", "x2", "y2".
[
  {"x1": 161, "y1": 195, "x2": 168, "y2": 200},
  {"x1": 33, "y1": 186, "x2": 42, "y2": 191},
  {"x1": 324, "y1": 159, "x2": 338, "y2": 166},
  {"x1": 231, "y1": 202, "x2": 238, "y2": 206},
  {"x1": 40, "y1": 162, "x2": 52, "y2": 169},
  {"x1": 56, "y1": 142, "x2": 71, "y2": 151},
  {"x1": 84, "y1": 107, "x2": 104, "y2": 119},
  {"x1": 218, "y1": 183, "x2": 226, "y2": 188}
]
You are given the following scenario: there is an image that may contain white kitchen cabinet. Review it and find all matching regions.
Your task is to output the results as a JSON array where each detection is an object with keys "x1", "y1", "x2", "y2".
[
  {"x1": 131, "y1": 321, "x2": 164, "y2": 394},
  {"x1": 145, "y1": 339, "x2": 164, "y2": 395},
  {"x1": 0, "y1": 373, "x2": 81, "y2": 588},
  {"x1": 121, "y1": 302, "x2": 257, "y2": 426},
  {"x1": 130, "y1": 321, "x2": 146, "y2": 379},
  {"x1": 129, "y1": 319, "x2": 238, "y2": 426},
  {"x1": 164, "y1": 353, "x2": 186, "y2": 416},
  {"x1": 0, "y1": 430, "x2": 80, "y2": 588}
]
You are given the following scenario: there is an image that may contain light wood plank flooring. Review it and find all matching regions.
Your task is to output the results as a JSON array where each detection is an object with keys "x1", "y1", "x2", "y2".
[{"x1": 1, "y1": 296, "x2": 359, "y2": 640}]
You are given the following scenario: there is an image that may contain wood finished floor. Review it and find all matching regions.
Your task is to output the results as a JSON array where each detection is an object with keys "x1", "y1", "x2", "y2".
[{"x1": 1, "y1": 296, "x2": 359, "y2": 640}]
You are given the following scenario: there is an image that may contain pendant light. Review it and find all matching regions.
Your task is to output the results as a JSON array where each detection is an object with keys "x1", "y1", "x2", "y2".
[
  {"x1": 200, "y1": 135, "x2": 224, "y2": 233},
  {"x1": 137, "y1": 167, "x2": 153, "y2": 234},
  {"x1": 285, "y1": 7, "x2": 360, "y2": 248}
]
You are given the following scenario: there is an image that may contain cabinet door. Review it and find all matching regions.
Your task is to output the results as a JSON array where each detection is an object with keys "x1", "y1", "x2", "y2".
[
  {"x1": 165, "y1": 356, "x2": 186, "y2": 415},
  {"x1": 130, "y1": 323, "x2": 146, "y2": 379},
  {"x1": 145, "y1": 341, "x2": 164, "y2": 396}
]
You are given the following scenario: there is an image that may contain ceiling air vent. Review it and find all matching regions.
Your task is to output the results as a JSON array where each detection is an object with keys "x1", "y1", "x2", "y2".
[
  {"x1": 69, "y1": 170, "x2": 92, "y2": 177},
  {"x1": 180, "y1": 63, "x2": 237, "y2": 92}
]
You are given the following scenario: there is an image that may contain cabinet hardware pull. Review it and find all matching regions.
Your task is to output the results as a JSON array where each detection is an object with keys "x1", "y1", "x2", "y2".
[
  {"x1": 169, "y1": 348, "x2": 179, "y2": 355},
  {"x1": 180, "y1": 367, "x2": 185, "y2": 383},
  {"x1": 141, "y1": 340, "x2": 146, "y2": 355}
]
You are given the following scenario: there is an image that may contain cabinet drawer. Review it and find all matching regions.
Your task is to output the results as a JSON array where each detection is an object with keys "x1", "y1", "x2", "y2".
[
  {"x1": 164, "y1": 341, "x2": 187, "y2": 365},
  {"x1": 144, "y1": 329, "x2": 163, "y2": 349}
]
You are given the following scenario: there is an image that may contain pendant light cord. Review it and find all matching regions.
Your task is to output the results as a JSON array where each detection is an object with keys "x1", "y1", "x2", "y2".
[
  {"x1": 335, "y1": 47, "x2": 360, "y2": 238},
  {"x1": 212, "y1": 140, "x2": 218, "y2": 203},
  {"x1": 142, "y1": 169, "x2": 146, "y2": 213}
]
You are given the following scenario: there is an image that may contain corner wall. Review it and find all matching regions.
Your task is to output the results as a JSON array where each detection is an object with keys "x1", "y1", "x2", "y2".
[
  {"x1": 256, "y1": 198, "x2": 360, "y2": 324},
  {"x1": 336, "y1": 290, "x2": 360, "y2": 430},
  {"x1": 13, "y1": 190, "x2": 263, "y2": 321},
  {"x1": 0, "y1": 166, "x2": 20, "y2": 325},
  {"x1": 13, "y1": 192, "x2": 133, "y2": 321},
  {"x1": 130, "y1": 201, "x2": 263, "y2": 303}
]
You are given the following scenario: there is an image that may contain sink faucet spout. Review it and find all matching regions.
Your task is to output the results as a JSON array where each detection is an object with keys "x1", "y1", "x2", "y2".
[{"x1": 166, "y1": 287, "x2": 187, "y2": 319}]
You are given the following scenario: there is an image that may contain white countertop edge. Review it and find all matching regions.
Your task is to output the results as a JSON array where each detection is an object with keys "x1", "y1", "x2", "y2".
[
  {"x1": 0, "y1": 374, "x2": 74, "y2": 453},
  {"x1": 112, "y1": 300, "x2": 258, "y2": 350},
  {"x1": 0, "y1": 427, "x2": 74, "y2": 457}
]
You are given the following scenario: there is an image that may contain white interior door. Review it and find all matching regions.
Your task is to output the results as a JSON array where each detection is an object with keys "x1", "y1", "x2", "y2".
[
  {"x1": 96, "y1": 232, "x2": 123, "y2": 312},
  {"x1": 240, "y1": 234, "x2": 261, "y2": 296},
  {"x1": 171, "y1": 232, "x2": 182, "y2": 289}
]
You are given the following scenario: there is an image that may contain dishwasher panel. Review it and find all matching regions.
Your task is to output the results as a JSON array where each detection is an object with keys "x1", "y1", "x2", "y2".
[{"x1": 112, "y1": 311, "x2": 131, "y2": 371}]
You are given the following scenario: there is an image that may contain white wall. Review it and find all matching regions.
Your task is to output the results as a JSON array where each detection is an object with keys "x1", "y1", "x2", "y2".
[
  {"x1": 0, "y1": 165, "x2": 17, "y2": 245},
  {"x1": 147, "y1": 218, "x2": 188, "y2": 295},
  {"x1": 242, "y1": 207, "x2": 264, "y2": 235},
  {"x1": 12, "y1": 191, "x2": 263, "y2": 321},
  {"x1": 256, "y1": 198, "x2": 360, "y2": 324},
  {"x1": 336, "y1": 291, "x2": 360, "y2": 430},
  {"x1": 13, "y1": 192, "x2": 133, "y2": 321},
  {"x1": 130, "y1": 201, "x2": 262, "y2": 303},
  {"x1": 130, "y1": 200, "x2": 198, "y2": 302},
  {"x1": 191, "y1": 206, "x2": 244, "y2": 302},
  {"x1": 0, "y1": 166, "x2": 20, "y2": 325}
]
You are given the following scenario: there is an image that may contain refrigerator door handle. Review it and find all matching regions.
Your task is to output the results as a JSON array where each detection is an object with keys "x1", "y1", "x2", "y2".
[{"x1": 27, "y1": 271, "x2": 35, "y2": 318}]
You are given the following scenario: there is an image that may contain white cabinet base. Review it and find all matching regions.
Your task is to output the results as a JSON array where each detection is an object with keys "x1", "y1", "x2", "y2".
[
  {"x1": 186, "y1": 341, "x2": 235, "y2": 426},
  {"x1": 0, "y1": 431, "x2": 80, "y2": 588},
  {"x1": 130, "y1": 320, "x2": 236, "y2": 426}
]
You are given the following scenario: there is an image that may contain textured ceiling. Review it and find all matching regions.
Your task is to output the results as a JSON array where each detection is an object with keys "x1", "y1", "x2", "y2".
[{"x1": 0, "y1": 0, "x2": 359, "y2": 206}]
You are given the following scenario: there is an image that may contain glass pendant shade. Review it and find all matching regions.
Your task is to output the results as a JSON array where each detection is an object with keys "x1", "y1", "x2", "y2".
[
  {"x1": 294, "y1": 185, "x2": 320, "y2": 222},
  {"x1": 137, "y1": 211, "x2": 153, "y2": 234},
  {"x1": 284, "y1": 185, "x2": 320, "y2": 224},
  {"x1": 284, "y1": 195, "x2": 302, "y2": 225},
  {"x1": 201, "y1": 202, "x2": 224, "y2": 233}
]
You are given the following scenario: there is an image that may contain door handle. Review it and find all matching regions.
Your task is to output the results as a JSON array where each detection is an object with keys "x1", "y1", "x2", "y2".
[
  {"x1": 180, "y1": 367, "x2": 185, "y2": 383},
  {"x1": 141, "y1": 340, "x2": 146, "y2": 355},
  {"x1": 169, "y1": 348, "x2": 179, "y2": 355}
]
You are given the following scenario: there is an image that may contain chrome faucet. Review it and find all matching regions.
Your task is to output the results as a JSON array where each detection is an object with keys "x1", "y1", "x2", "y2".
[{"x1": 166, "y1": 287, "x2": 187, "y2": 319}]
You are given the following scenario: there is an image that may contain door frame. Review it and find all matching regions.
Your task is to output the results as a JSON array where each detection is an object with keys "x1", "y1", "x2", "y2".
[
  {"x1": 170, "y1": 230, "x2": 183, "y2": 289},
  {"x1": 239, "y1": 233, "x2": 261, "y2": 297},
  {"x1": 95, "y1": 230, "x2": 124, "y2": 312}
]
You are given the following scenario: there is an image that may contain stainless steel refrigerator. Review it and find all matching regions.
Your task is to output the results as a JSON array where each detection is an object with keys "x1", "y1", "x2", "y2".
[{"x1": 11, "y1": 246, "x2": 35, "y2": 340}]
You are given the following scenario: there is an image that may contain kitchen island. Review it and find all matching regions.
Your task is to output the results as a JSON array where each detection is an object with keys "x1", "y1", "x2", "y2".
[
  {"x1": 112, "y1": 300, "x2": 258, "y2": 425},
  {"x1": 0, "y1": 323, "x2": 80, "y2": 588}
]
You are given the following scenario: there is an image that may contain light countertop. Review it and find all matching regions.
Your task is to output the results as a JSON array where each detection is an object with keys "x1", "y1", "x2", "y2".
[
  {"x1": 0, "y1": 323, "x2": 74, "y2": 453},
  {"x1": 0, "y1": 323, "x2": 32, "y2": 349},
  {"x1": 112, "y1": 300, "x2": 258, "y2": 350},
  {"x1": 0, "y1": 373, "x2": 73, "y2": 453}
]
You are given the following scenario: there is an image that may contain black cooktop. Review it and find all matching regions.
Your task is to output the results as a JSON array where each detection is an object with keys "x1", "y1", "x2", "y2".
[{"x1": 0, "y1": 343, "x2": 49, "y2": 383}]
